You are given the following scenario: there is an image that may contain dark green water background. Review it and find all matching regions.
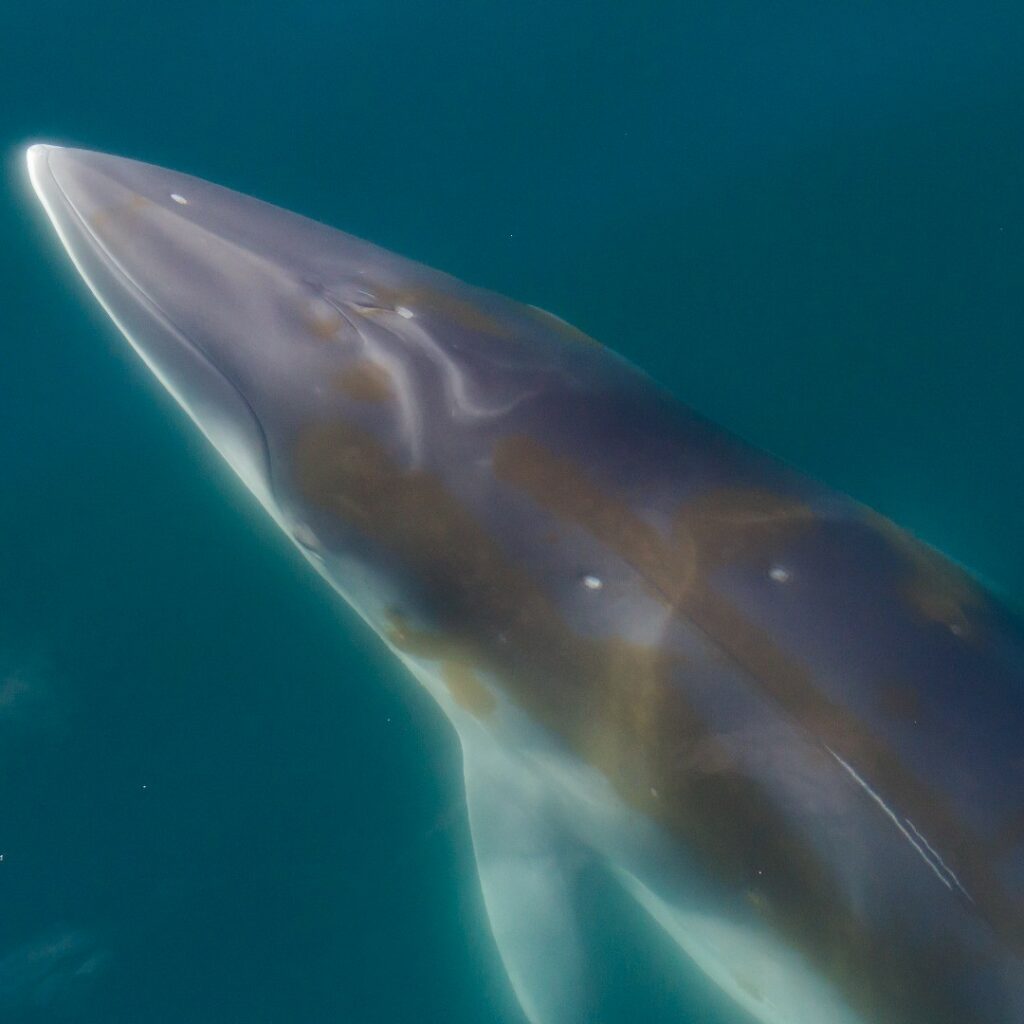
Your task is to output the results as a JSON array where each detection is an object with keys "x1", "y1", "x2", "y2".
[{"x1": 2, "y1": 2, "x2": 1023, "y2": 1021}]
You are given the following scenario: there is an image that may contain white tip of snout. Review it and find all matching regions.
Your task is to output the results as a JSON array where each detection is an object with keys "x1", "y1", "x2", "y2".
[
  {"x1": 25, "y1": 145, "x2": 56, "y2": 213},
  {"x1": 25, "y1": 143, "x2": 51, "y2": 181},
  {"x1": 25, "y1": 142, "x2": 67, "y2": 173},
  {"x1": 24, "y1": 143, "x2": 67, "y2": 206}
]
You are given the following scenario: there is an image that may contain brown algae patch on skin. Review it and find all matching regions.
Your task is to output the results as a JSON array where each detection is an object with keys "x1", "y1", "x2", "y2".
[
  {"x1": 303, "y1": 304, "x2": 345, "y2": 340},
  {"x1": 671, "y1": 488, "x2": 816, "y2": 569},
  {"x1": 864, "y1": 511, "x2": 986, "y2": 640},
  {"x1": 385, "y1": 612, "x2": 496, "y2": 718},
  {"x1": 492, "y1": 434, "x2": 698, "y2": 605},
  {"x1": 440, "y1": 660, "x2": 497, "y2": 716},
  {"x1": 89, "y1": 193, "x2": 151, "y2": 234},
  {"x1": 334, "y1": 360, "x2": 395, "y2": 403}
]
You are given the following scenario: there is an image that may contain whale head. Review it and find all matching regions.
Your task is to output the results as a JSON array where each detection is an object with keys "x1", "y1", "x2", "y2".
[{"x1": 26, "y1": 143, "x2": 620, "y2": 628}]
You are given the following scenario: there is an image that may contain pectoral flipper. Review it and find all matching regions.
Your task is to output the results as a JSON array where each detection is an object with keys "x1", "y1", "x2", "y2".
[{"x1": 462, "y1": 737, "x2": 593, "y2": 1024}]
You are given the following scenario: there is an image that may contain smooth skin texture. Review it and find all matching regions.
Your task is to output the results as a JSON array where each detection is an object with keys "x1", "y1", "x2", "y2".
[{"x1": 27, "y1": 144, "x2": 1024, "y2": 1024}]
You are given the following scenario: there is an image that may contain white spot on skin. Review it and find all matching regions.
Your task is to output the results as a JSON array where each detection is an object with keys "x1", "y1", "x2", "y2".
[
  {"x1": 581, "y1": 574, "x2": 603, "y2": 591},
  {"x1": 396, "y1": 306, "x2": 414, "y2": 319},
  {"x1": 170, "y1": 193, "x2": 188, "y2": 205},
  {"x1": 768, "y1": 566, "x2": 791, "y2": 583}
]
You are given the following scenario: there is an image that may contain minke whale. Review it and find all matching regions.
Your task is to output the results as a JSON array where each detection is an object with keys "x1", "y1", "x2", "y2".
[{"x1": 26, "y1": 144, "x2": 1024, "y2": 1024}]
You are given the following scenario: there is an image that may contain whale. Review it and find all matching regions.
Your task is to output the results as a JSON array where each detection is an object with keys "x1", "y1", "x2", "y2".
[{"x1": 26, "y1": 143, "x2": 1024, "y2": 1023}]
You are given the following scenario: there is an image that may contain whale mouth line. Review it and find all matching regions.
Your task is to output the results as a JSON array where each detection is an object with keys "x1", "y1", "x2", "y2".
[{"x1": 29, "y1": 144, "x2": 276, "y2": 502}]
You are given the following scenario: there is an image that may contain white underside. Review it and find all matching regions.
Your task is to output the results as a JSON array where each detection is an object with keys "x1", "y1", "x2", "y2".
[{"x1": 620, "y1": 872, "x2": 864, "y2": 1024}]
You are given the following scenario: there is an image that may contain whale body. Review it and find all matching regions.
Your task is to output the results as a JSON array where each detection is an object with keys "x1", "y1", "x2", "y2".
[{"x1": 27, "y1": 144, "x2": 1024, "y2": 1024}]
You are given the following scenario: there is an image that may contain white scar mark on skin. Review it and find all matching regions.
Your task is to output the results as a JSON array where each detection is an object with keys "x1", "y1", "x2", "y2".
[
  {"x1": 905, "y1": 818, "x2": 974, "y2": 902},
  {"x1": 826, "y1": 747, "x2": 953, "y2": 891}
]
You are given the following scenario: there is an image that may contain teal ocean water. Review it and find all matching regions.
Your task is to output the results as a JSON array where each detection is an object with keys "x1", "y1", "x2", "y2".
[{"x1": 2, "y1": 3, "x2": 1024, "y2": 1021}]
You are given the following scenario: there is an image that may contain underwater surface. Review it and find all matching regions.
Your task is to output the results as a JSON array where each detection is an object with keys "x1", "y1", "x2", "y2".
[{"x1": 2, "y1": 2, "x2": 1024, "y2": 1022}]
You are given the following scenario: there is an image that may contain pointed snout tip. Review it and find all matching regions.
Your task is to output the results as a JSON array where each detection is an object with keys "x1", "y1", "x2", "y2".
[
  {"x1": 24, "y1": 144, "x2": 84, "y2": 211},
  {"x1": 24, "y1": 143, "x2": 60, "y2": 196},
  {"x1": 24, "y1": 144, "x2": 54, "y2": 212},
  {"x1": 25, "y1": 142, "x2": 56, "y2": 170}
]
